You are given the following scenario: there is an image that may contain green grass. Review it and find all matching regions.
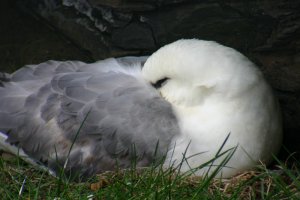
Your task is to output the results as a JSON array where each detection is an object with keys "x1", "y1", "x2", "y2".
[{"x1": 0, "y1": 151, "x2": 299, "y2": 200}]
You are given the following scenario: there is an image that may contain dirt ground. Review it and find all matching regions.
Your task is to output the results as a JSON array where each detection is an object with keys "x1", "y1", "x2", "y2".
[{"x1": 0, "y1": 0, "x2": 93, "y2": 73}]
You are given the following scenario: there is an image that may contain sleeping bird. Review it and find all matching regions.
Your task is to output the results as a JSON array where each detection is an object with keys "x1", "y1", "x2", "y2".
[{"x1": 0, "y1": 39, "x2": 282, "y2": 179}]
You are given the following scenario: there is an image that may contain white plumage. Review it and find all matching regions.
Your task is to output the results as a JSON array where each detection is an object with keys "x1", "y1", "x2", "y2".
[
  {"x1": 143, "y1": 39, "x2": 282, "y2": 177},
  {"x1": 0, "y1": 39, "x2": 282, "y2": 178}
]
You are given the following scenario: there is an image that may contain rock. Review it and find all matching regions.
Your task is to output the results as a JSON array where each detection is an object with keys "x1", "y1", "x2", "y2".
[
  {"x1": 0, "y1": 0, "x2": 92, "y2": 73},
  {"x1": 16, "y1": 0, "x2": 300, "y2": 154},
  {"x1": 112, "y1": 22, "x2": 156, "y2": 49}
]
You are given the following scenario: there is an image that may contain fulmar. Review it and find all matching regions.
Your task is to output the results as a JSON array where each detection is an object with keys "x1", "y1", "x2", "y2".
[{"x1": 0, "y1": 39, "x2": 282, "y2": 179}]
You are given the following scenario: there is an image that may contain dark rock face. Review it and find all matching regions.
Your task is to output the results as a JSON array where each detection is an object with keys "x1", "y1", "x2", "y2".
[
  {"x1": 17, "y1": 0, "x2": 300, "y2": 154},
  {"x1": 0, "y1": 0, "x2": 92, "y2": 73}
]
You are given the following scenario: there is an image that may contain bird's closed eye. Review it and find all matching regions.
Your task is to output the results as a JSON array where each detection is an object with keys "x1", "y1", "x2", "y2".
[{"x1": 152, "y1": 77, "x2": 169, "y2": 89}]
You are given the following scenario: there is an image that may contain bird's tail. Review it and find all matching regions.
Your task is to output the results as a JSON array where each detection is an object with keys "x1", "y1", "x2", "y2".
[
  {"x1": 0, "y1": 131, "x2": 30, "y2": 161},
  {"x1": 0, "y1": 131, "x2": 56, "y2": 176}
]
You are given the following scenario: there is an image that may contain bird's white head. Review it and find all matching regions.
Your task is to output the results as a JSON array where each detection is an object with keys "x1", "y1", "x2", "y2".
[{"x1": 142, "y1": 39, "x2": 261, "y2": 107}]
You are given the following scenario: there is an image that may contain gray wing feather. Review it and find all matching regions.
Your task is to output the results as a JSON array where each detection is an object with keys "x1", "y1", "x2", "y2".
[
  {"x1": 0, "y1": 57, "x2": 179, "y2": 178},
  {"x1": 11, "y1": 60, "x2": 84, "y2": 82}
]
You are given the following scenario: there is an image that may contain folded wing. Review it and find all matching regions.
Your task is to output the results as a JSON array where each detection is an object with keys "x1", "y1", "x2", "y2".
[{"x1": 0, "y1": 58, "x2": 179, "y2": 178}]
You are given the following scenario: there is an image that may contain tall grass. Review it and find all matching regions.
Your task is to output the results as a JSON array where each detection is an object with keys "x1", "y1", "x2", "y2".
[{"x1": 0, "y1": 148, "x2": 299, "y2": 199}]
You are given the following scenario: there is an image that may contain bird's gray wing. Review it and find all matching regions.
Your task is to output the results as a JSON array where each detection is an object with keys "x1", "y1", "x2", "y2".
[
  {"x1": 0, "y1": 58, "x2": 179, "y2": 178},
  {"x1": 0, "y1": 60, "x2": 85, "y2": 132}
]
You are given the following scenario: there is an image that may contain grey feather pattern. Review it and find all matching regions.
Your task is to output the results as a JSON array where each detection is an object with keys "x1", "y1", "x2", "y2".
[{"x1": 0, "y1": 58, "x2": 179, "y2": 178}]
